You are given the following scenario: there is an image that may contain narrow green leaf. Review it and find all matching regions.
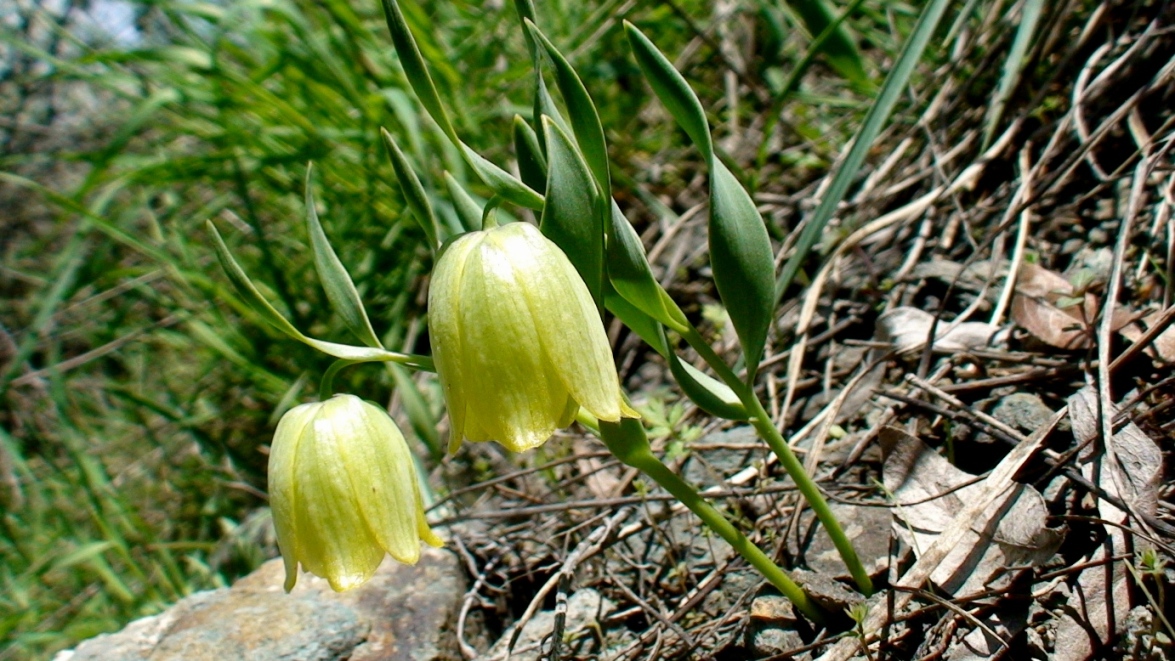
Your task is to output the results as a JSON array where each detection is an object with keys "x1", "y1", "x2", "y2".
[
  {"x1": 604, "y1": 289, "x2": 670, "y2": 357},
  {"x1": 607, "y1": 201, "x2": 689, "y2": 333},
  {"x1": 782, "y1": 0, "x2": 869, "y2": 88},
  {"x1": 710, "y1": 160, "x2": 776, "y2": 378},
  {"x1": 776, "y1": 0, "x2": 952, "y2": 302},
  {"x1": 378, "y1": 0, "x2": 457, "y2": 143},
  {"x1": 207, "y1": 220, "x2": 309, "y2": 342},
  {"x1": 525, "y1": 20, "x2": 611, "y2": 200},
  {"x1": 442, "y1": 171, "x2": 484, "y2": 232},
  {"x1": 513, "y1": 0, "x2": 540, "y2": 58},
  {"x1": 303, "y1": 165, "x2": 383, "y2": 349},
  {"x1": 461, "y1": 143, "x2": 546, "y2": 210},
  {"x1": 533, "y1": 74, "x2": 568, "y2": 156},
  {"x1": 982, "y1": 0, "x2": 1044, "y2": 150},
  {"x1": 513, "y1": 114, "x2": 548, "y2": 196},
  {"x1": 207, "y1": 221, "x2": 432, "y2": 369},
  {"x1": 669, "y1": 351, "x2": 749, "y2": 420},
  {"x1": 624, "y1": 22, "x2": 713, "y2": 162},
  {"x1": 539, "y1": 116, "x2": 605, "y2": 309},
  {"x1": 381, "y1": 127, "x2": 441, "y2": 249}
]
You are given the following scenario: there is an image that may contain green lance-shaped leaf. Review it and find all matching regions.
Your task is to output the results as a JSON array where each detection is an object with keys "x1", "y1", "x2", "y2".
[
  {"x1": 381, "y1": 128, "x2": 442, "y2": 248},
  {"x1": 207, "y1": 221, "x2": 432, "y2": 370},
  {"x1": 775, "y1": 0, "x2": 952, "y2": 302},
  {"x1": 378, "y1": 0, "x2": 457, "y2": 145},
  {"x1": 782, "y1": 0, "x2": 869, "y2": 88},
  {"x1": 604, "y1": 288, "x2": 670, "y2": 358},
  {"x1": 607, "y1": 201, "x2": 689, "y2": 333},
  {"x1": 539, "y1": 116, "x2": 605, "y2": 309},
  {"x1": 982, "y1": 0, "x2": 1044, "y2": 150},
  {"x1": 624, "y1": 21, "x2": 713, "y2": 162},
  {"x1": 665, "y1": 337, "x2": 749, "y2": 420},
  {"x1": 443, "y1": 171, "x2": 484, "y2": 232},
  {"x1": 303, "y1": 165, "x2": 384, "y2": 349},
  {"x1": 526, "y1": 19, "x2": 610, "y2": 200},
  {"x1": 512, "y1": 115, "x2": 548, "y2": 196},
  {"x1": 513, "y1": 0, "x2": 539, "y2": 59},
  {"x1": 533, "y1": 74, "x2": 569, "y2": 157},
  {"x1": 461, "y1": 144, "x2": 545, "y2": 210},
  {"x1": 379, "y1": 0, "x2": 544, "y2": 211},
  {"x1": 710, "y1": 160, "x2": 776, "y2": 379},
  {"x1": 626, "y1": 22, "x2": 775, "y2": 377}
]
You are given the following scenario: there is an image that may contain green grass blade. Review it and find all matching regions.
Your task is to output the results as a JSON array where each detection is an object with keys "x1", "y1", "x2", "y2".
[
  {"x1": 982, "y1": 0, "x2": 1044, "y2": 150},
  {"x1": 303, "y1": 165, "x2": 384, "y2": 349},
  {"x1": 775, "y1": 0, "x2": 953, "y2": 302}
]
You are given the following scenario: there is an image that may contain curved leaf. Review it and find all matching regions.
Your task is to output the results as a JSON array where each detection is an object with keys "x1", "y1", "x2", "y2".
[
  {"x1": 443, "y1": 171, "x2": 484, "y2": 232},
  {"x1": 512, "y1": 114, "x2": 548, "y2": 195},
  {"x1": 304, "y1": 165, "x2": 383, "y2": 349},
  {"x1": 624, "y1": 22, "x2": 713, "y2": 162},
  {"x1": 605, "y1": 289, "x2": 669, "y2": 358},
  {"x1": 381, "y1": 128, "x2": 441, "y2": 248},
  {"x1": 378, "y1": 0, "x2": 456, "y2": 143},
  {"x1": 526, "y1": 20, "x2": 610, "y2": 200},
  {"x1": 669, "y1": 352, "x2": 749, "y2": 420},
  {"x1": 207, "y1": 221, "x2": 432, "y2": 370},
  {"x1": 607, "y1": 201, "x2": 689, "y2": 333},
  {"x1": 710, "y1": 160, "x2": 776, "y2": 378},
  {"x1": 539, "y1": 116, "x2": 605, "y2": 309},
  {"x1": 461, "y1": 143, "x2": 545, "y2": 210}
]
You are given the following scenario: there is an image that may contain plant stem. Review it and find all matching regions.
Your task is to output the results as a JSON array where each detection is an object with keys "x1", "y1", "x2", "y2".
[
  {"x1": 682, "y1": 328, "x2": 873, "y2": 595},
  {"x1": 319, "y1": 359, "x2": 360, "y2": 400},
  {"x1": 597, "y1": 419, "x2": 824, "y2": 623}
]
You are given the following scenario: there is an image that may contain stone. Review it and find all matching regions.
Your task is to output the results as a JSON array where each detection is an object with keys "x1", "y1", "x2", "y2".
[
  {"x1": 486, "y1": 588, "x2": 613, "y2": 661},
  {"x1": 802, "y1": 503, "x2": 891, "y2": 580},
  {"x1": 55, "y1": 546, "x2": 465, "y2": 661}
]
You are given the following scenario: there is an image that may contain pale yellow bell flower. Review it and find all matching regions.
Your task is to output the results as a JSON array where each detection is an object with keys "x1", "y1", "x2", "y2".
[
  {"x1": 429, "y1": 222, "x2": 638, "y2": 454},
  {"x1": 268, "y1": 394, "x2": 442, "y2": 592}
]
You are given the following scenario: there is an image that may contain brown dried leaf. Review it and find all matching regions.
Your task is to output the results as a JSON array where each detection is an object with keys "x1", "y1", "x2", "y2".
[
  {"x1": 881, "y1": 428, "x2": 1063, "y2": 598},
  {"x1": 1011, "y1": 263, "x2": 1095, "y2": 349},
  {"x1": 1051, "y1": 388, "x2": 1161, "y2": 660},
  {"x1": 877, "y1": 306, "x2": 1007, "y2": 352}
]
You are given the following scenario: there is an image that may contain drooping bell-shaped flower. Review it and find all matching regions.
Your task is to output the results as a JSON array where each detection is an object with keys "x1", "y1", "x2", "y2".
[
  {"x1": 428, "y1": 221, "x2": 637, "y2": 454},
  {"x1": 268, "y1": 394, "x2": 442, "y2": 592}
]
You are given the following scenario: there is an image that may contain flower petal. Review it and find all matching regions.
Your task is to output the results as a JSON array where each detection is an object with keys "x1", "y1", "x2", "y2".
[
  {"x1": 294, "y1": 405, "x2": 386, "y2": 591},
  {"x1": 511, "y1": 224, "x2": 626, "y2": 421},
  {"x1": 268, "y1": 401, "x2": 319, "y2": 592},
  {"x1": 429, "y1": 233, "x2": 483, "y2": 453},
  {"x1": 460, "y1": 232, "x2": 568, "y2": 451}
]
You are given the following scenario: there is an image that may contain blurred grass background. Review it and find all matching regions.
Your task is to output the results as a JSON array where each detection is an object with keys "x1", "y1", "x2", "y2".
[{"x1": 0, "y1": 0, "x2": 923, "y2": 656}]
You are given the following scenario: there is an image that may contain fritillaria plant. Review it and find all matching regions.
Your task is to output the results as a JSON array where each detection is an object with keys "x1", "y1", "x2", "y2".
[{"x1": 207, "y1": 0, "x2": 872, "y2": 622}]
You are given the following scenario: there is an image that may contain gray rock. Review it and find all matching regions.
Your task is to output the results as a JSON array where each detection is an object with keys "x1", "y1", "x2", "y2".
[
  {"x1": 55, "y1": 546, "x2": 465, "y2": 661},
  {"x1": 747, "y1": 593, "x2": 803, "y2": 658},
  {"x1": 992, "y1": 393, "x2": 1055, "y2": 435}
]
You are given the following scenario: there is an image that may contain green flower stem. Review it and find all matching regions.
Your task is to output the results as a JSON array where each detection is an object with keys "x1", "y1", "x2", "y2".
[
  {"x1": 598, "y1": 418, "x2": 824, "y2": 624},
  {"x1": 319, "y1": 359, "x2": 360, "y2": 400},
  {"x1": 317, "y1": 351, "x2": 437, "y2": 400},
  {"x1": 682, "y1": 328, "x2": 874, "y2": 596}
]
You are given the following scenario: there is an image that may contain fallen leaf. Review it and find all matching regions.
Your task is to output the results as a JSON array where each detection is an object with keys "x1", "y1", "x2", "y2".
[
  {"x1": 881, "y1": 427, "x2": 1063, "y2": 598},
  {"x1": 878, "y1": 307, "x2": 1008, "y2": 353},
  {"x1": 1051, "y1": 387, "x2": 1161, "y2": 661}
]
